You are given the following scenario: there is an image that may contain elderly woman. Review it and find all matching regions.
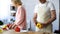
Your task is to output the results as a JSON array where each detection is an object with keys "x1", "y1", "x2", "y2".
[
  {"x1": 9, "y1": 0, "x2": 26, "y2": 30},
  {"x1": 33, "y1": 0, "x2": 56, "y2": 32}
]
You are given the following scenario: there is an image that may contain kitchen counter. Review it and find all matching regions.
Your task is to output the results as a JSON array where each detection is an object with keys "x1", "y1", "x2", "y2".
[{"x1": 0, "y1": 30, "x2": 54, "y2": 34}]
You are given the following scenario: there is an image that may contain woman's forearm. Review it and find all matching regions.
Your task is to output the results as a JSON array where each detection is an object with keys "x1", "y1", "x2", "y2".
[{"x1": 17, "y1": 17, "x2": 25, "y2": 25}]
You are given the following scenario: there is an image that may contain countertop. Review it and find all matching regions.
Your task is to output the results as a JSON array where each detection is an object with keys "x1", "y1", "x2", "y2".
[{"x1": 0, "y1": 30, "x2": 54, "y2": 34}]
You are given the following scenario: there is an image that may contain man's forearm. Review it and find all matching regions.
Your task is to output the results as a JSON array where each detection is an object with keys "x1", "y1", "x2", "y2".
[
  {"x1": 33, "y1": 19, "x2": 37, "y2": 25},
  {"x1": 45, "y1": 10, "x2": 56, "y2": 25},
  {"x1": 45, "y1": 17, "x2": 56, "y2": 25}
]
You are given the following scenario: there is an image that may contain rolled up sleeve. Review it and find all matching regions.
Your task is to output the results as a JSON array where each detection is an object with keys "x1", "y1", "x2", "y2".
[{"x1": 15, "y1": 6, "x2": 25, "y2": 25}]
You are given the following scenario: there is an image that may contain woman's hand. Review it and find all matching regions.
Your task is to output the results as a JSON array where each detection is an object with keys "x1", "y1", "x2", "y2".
[
  {"x1": 11, "y1": 24, "x2": 17, "y2": 29},
  {"x1": 8, "y1": 23, "x2": 13, "y2": 29},
  {"x1": 8, "y1": 23, "x2": 17, "y2": 29}
]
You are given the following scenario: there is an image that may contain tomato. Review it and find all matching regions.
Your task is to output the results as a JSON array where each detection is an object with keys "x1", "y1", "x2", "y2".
[{"x1": 15, "y1": 26, "x2": 20, "y2": 32}]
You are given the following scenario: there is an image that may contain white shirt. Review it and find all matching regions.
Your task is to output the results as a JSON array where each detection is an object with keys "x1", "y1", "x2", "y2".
[{"x1": 34, "y1": 1, "x2": 55, "y2": 23}]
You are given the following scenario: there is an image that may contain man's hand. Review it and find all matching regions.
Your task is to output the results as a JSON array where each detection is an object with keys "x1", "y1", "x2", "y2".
[
  {"x1": 36, "y1": 22, "x2": 49, "y2": 29},
  {"x1": 40, "y1": 23, "x2": 48, "y2": 28}
]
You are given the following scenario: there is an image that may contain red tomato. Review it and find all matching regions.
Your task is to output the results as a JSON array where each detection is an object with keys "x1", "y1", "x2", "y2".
[{"x1": 15, "y1": 26, "x2": 20, "y2": 32}]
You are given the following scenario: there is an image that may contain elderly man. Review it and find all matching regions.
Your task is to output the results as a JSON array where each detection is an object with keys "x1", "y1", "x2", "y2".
[{"x1": 33, "y1": 0, "x2": 56, "y2": 32}]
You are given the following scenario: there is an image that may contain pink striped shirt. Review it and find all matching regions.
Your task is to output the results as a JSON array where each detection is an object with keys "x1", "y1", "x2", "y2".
[{"x1": 14, "y1": 5, "x2": 26, "y2": 29}]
